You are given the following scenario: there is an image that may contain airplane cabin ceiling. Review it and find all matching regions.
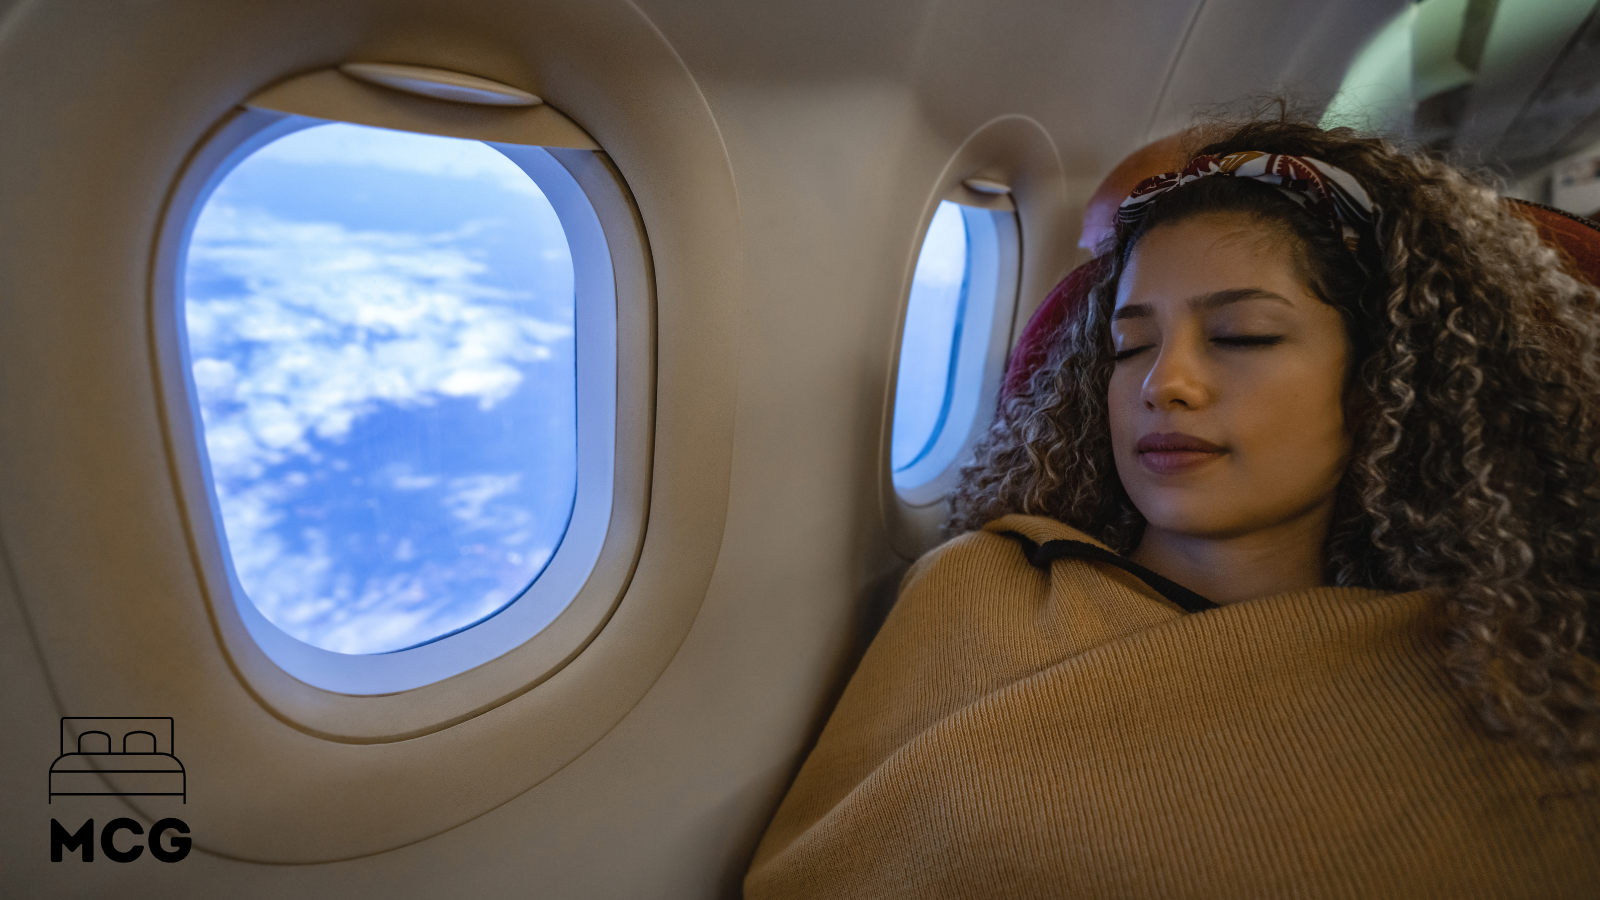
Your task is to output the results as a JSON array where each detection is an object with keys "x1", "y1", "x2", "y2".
[
  {"x1": 1483, "y1": 3, "x2": 1600, "y2": 171},
  {"x1": 631, "y1": 0, "x2": 1600, "y2": 184},
  {"x1": 631, "y1": 0, "x2": 1408, "y2": 192}
]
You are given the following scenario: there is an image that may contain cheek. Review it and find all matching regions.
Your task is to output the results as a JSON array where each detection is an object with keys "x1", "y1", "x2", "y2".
[
  {"x1": 1105, "y1": 375, "x2": 1135, "y2": 443},
  {"x1": 1236, "y1": 370, "x2": 1349, "y2": 457}
]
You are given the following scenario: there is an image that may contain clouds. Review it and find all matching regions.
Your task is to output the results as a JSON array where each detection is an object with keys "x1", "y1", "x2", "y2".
[
  {"x1": 183, "y1": 123, "x2": 579, "y2": 654},
  {"x1": 187, "y1": 202, "x2": 571, "y2": 478}
]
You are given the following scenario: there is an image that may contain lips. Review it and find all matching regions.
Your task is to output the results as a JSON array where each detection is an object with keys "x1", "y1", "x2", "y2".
[{"x1": 1136, "y1": 432, "x2": 1224, "y2": 453}]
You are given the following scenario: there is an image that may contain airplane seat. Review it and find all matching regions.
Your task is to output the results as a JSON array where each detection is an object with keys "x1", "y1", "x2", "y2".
[
  {"x1": 999, "y1": 199, "x2": 1600, "y2": 404},
  {"x1": 1510, "y1": 199, "x2": 1600, "y2": 288},
  {"x1": 997, "y1": 255, "x2": 1103, "y2": 400}
]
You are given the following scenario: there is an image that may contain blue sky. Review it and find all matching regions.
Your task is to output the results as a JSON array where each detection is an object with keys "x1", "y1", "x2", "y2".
[
  {"x1": 891, "y1": 201, "x2": 969, "y2": 471},
  {"x1": 185, "y1": 122, "x2": 577, "y2": 655}
]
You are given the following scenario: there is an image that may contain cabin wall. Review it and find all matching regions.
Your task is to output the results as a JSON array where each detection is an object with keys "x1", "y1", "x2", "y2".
[{"x1": 1, "y1": 0, "x2": 1397, "y2": 896}]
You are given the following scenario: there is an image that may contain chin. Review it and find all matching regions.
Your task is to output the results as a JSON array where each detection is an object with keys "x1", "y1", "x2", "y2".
[{"x1": 1130, "y1": 492, "x2": 1247, "y2": 539}]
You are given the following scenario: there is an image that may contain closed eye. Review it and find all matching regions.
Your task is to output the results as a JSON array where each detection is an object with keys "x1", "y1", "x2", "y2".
[{"x1": 1111, "y1": 335, "x2": 1284, "y2": 362}]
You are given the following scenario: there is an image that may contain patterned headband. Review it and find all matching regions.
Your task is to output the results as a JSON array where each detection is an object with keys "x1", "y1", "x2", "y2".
[{"x1": 1115, "y1": 150, "x2": 1378, "y2": 251}]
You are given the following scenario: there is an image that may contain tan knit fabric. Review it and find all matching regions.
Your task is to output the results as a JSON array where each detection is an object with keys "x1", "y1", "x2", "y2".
[{"x1": 744, "y1": 514, "x2": 1600, "y2": 899}]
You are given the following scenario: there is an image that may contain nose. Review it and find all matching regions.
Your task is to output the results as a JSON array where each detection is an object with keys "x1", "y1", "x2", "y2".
[{"x1": 1140, "y1": 339, "x2": 1213, "y2": 410}]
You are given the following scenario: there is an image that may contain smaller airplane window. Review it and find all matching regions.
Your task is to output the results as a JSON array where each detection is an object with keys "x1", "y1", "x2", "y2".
[
  {"x1": 183, "y1": 122, "x2": 577, "y2": 655},
  {"x1": 891, "y1": 201, "x2": 969, "y2": 472},
  {"x1": 890, "y1": 200, "x2": 1019, "y2": 500}
]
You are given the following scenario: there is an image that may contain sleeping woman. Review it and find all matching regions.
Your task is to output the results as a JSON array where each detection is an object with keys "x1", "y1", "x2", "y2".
[{"x1": 744, "y1": 117, "x2": 1600, "y2": 898}]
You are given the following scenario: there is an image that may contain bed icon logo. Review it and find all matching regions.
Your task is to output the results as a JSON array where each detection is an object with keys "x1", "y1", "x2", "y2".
[{"x1": 49, "y1": 717, "x2": 186, "y2": 803}]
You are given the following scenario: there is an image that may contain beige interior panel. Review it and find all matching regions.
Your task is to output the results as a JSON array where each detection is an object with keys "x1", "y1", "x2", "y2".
[
  {"x1": 0, "y1": 0, "x2": 1420, "y2": 895},
  {"x1": 0, "y1": 0, "x2": 741, "y2": 867}
]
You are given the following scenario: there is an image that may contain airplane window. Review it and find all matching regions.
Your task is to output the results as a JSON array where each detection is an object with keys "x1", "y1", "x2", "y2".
[
  {"x1": 183, "y1": 122, "x2": 577, "y2": 655},
  {"x1": 891, "y1": 201, "x2": 968, "y2": 472},
  {"x1": 890, "y1": 199, "x2": 1020, "y2": 501}
]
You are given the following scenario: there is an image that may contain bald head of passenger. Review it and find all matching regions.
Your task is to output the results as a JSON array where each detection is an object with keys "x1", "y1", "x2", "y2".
[{"x1": 1077, "y1": 128, "x2": 1211, "y2": 252}]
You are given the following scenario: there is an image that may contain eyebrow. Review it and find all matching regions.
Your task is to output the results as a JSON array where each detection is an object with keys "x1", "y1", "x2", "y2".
[{"x1": 1111, "y1": 287, "x2": 1293, "y2": 322}]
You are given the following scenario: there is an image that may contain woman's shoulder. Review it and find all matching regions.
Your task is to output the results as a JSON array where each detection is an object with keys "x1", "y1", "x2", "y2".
[
  {"x1": 978, "y1": 512, "x2": 1114, "y2": 549},
  {"x1": 917, "y1": 513, "x2": 1106, "y2": 560},
  {"x1": 911, "y1": 513, "x2": 1106, "y2": 575},
  {"x1": 890, "y1": 514, "x2": 1110, "y2": 618},
  {"x1": 902, "y1": 514, "x2": 1060, "y2": 579}
]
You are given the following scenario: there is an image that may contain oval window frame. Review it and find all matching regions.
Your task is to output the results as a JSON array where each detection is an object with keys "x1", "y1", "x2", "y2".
[
  {"x1": 149, "y1": 69, "x2": 653, "y2": 734},
  {"x1": 878, "y1": 116, "x2": 1075, "y2": 562}
]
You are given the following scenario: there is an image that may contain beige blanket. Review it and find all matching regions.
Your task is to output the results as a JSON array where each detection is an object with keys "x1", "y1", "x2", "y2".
[{"x1": 745, "y1": 514, "x2": 1600, "y2": 898}]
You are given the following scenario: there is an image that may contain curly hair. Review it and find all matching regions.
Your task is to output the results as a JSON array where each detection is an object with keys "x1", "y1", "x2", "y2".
[{"x1": 947, "y1": 117, "x2": 1600, "y2": 765}]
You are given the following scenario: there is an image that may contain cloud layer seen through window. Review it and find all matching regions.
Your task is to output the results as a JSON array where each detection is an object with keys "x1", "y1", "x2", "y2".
[{"x1": 184, "y1": 123, "x2": 578, "y2": 654}]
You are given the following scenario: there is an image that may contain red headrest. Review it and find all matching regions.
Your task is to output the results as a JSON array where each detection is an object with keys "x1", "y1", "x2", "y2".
[
  {"x1": 999, "y1": 199, "x2": 1600, "y2": 403},
  {"x1": 1511, "y1": 199, "x2": 1600, "y2": 287}
]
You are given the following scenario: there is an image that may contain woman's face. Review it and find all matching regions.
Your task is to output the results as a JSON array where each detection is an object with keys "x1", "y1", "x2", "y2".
[{"x1": 1107, "y1": 212, "x2": 1353, "y2": 544}]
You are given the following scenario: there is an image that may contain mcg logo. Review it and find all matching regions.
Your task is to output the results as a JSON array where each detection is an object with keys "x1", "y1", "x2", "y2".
[{"x1": 47, "y1": 717, "x2": 192, "y2": 863}]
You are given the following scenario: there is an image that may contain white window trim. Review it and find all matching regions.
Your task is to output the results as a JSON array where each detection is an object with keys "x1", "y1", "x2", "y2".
[
  {"x1": 179, "y1": 116, "x2": 614, "y2": 693},
  {"x1": 150, "y1": 73, "x2": 652, "y2": 728}
]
